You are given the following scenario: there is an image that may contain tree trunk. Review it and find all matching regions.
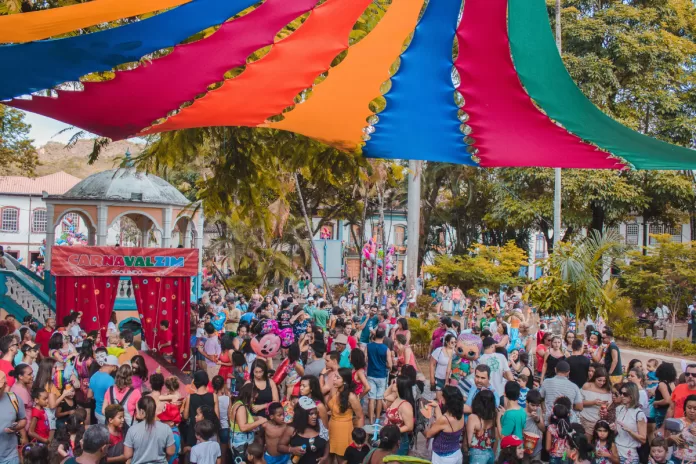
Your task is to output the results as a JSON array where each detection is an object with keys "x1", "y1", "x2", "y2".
[
  {"x1": 590, "y1": 202, "x2": 605, "y2": 234},
  {"x1": 643, "y1": 220, "x2": 649, "y2": 256},
  {"x1": 294, "y1": 173, "x2": 333, "y2": 305},
  {"x1": 670, "y1": 304, "x2": 676, "y2": 351},
  {"x1": 378, "y1": 188, "x2": 388, "y2": 305}
]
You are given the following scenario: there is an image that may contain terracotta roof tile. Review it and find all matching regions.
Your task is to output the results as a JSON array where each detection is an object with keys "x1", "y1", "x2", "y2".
[{"x1": 0, "y1": 171, "x2": 82, "y2": 195}]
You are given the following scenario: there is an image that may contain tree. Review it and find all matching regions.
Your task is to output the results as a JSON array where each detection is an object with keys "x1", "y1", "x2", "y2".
[
  {"x1": 0, "y1": 106, "x2": 38, "y2": 175},
  {"x1": 423, "y1": 241, "x2": 528, "y2": 295},
  {"x1": 619, "y1": 234, "x2": 696, "y2": 348},
  {"x1": 525, "y1": 230, "x2": 624, "y2": 321}
]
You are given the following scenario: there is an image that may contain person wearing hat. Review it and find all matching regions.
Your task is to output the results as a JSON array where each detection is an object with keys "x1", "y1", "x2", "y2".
[
  {"x1": 539, "y1": 360, "x2": 583, "y2": 423},
  {"x1": 88, "y1": 355, "x2": 119, "y2": 425},
  {"x1": 278, "y1": 396, "x2": 329, "y2": 464},
  {"x1": 333, "y1": 334, "x2": 351, "y2": 369},
  {"x1": 479, "y1": 309, "x2": 496, "y2": 333},
  {"x1": 497, "y1": 435, "x2": 525, "y2": 464}
]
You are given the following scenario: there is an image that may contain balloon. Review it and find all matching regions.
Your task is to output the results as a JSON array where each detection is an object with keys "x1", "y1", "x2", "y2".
[
  {"x1": 365, "y1": 260, "x2": 372, "y2": 268},
  {"x1": 250, "y1": 333, "x2": 282, "y2": 358},
  {"x1": 211, "y1": 311, "x2": 226, "y2": 332},
  {"x1": 378, "y1": 250, "x2": 384, "y2": 258},
  {"x1": 272, "y1": 358, "x2": 291, "y2": 384},
  {"x1": 377, "y1": 259, "x2": 383, "y2": 267},
  {"x1": 369, "y1": 253, "x2": 375, "y2": 261}
]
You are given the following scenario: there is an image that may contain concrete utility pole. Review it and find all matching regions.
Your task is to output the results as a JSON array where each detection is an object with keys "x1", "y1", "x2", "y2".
[
  {"x1": 553, "y1": 0, "x2": 562, "y2": 250},
  {"x1": 406, "y1": 160, "x2": 422, "y2": 294}
]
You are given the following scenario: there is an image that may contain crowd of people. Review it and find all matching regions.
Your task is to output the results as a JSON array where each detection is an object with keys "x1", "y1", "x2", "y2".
[{"x1": 2, "y1": 278, "x2": 696, "y2": 464}]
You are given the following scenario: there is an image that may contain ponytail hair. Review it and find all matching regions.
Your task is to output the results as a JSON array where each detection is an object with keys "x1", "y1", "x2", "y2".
[{"x1": 137, "y1": 396, "x2": 157, "y2": 427}]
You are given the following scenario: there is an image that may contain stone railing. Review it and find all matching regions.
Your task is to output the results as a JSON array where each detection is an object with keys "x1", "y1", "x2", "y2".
[{"x1": 4, "y1": 275, "x2": 52, "y2": 325}]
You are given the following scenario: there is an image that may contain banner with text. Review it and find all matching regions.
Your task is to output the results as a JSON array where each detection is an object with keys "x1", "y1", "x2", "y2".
[{"x1": 51, "y1": 246, "x2": 199, "y2": 277}]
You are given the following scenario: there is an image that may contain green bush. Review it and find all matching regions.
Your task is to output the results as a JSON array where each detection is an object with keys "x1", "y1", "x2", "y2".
[
  {"x1": 628, "y1": 336, "x2": 696, "y2": 356},
  {"x1": 408, "y1": 317, "x2": 439, "y2": 359}
]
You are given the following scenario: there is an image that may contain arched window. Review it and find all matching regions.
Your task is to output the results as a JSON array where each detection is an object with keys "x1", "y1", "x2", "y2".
[
  {"x1": 62, "y1": 212, "x2": 80, "y2": 232},
  {"x1": 1, "y1": 207, "x2": 19, "y2": 232},
  {"x1": 32, "y1": 209, "x2": 47, "y2": 233}
]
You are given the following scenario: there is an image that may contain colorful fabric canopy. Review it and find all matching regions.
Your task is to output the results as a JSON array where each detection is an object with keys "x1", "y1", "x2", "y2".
[
  {"x1": 0, "y1": 0, "x2": 191, "y2": 44},
  {"x1": 0, "y1": 0, "x2": 256, "y2": 101},
  {"x1": 9, "y1": 0, "x2": 320, "y2": 141},
  {"x1": 268, "y1": 0, "x2": 424, "y2": 149},
  {"x1": 3, "y1": 0, "x2": 695, "y2": 169},
  {"x1": 363, "y1": 0, "x2": 473, "y2": 164},
  {"x1": 508, "y1": 0, "x2": 696, "y2": 169},
  {"x1": 141, "y1": 0, "x2": 373, "y2": 134},
  {"x1": 455, "y1": 0, "x2": 623, "y2": 168}
]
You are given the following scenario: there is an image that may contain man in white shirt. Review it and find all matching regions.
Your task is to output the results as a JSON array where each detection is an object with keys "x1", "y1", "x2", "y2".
[
  {"x1": 688, "y1": 298, "x2": 696, "y2": 341},
  {"x1": 478, "y1": 337, "x2": 514, "y2": 397},
  {"x1": 654, "y1": 302, "x2": 670, "y2": 340}
]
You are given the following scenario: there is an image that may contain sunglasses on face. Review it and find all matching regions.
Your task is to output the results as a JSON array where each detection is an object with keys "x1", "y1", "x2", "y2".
[
  {"x1": 686, "y1": 373, "x2": 696, "y2": 378},
  {"x1": 621, "y1": 391, "x2": 630, "y2": 397}
]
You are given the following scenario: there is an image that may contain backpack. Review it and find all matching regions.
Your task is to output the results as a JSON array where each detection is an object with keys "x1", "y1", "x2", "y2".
[{"x1": 109, "y1": 387, "x2": 135, "y2": 425}]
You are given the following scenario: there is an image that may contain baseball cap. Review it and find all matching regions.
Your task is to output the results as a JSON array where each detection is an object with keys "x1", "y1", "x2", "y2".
[
  {"x1": 104, "y1": 355, "x2": 119, "y2": 367},
  {"x1": 334, "y1": 334, "x2": 349, "y2": 345},
  {"x1": 500, "y1": 435, "x2": 524, "y2": 449},
  {"x1": 556, "y1": 360, "x2": 570, "y2": 373},
  {"x1": 307, "y1": 296, "x2": 314, "y2": 302}
]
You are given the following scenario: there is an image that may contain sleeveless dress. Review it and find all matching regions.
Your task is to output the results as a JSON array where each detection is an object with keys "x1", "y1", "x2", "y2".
[
  {"x1": 218, "y1": 350, "x2": 233, "y2": 380},
  {"x1": 385, "y1": 400, "x2": 410, "y2": 455},
  {"x1": 186, "y1": 393, "x2": 215, "y2": 446},
  {"x1": 328, "y1": 396, "x2": 353, "y2": 456},
  {"x1": 594, "y1": 442, "x2": 612, "y2": 464}
]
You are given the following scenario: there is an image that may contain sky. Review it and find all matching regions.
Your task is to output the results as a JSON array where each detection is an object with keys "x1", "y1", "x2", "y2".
[{"x1": 21, "y1": 110, "x2": 94, "y2": 147}]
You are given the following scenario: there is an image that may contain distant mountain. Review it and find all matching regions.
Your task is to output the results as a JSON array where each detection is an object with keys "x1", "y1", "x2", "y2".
[{"x1": 34, "y1": 139, "x2": 145, "y2": 178}]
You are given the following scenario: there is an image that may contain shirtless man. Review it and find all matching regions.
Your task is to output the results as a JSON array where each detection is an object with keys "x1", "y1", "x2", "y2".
[{"x1": 259, "y1": 402, "x2": 291, "y2": 464}]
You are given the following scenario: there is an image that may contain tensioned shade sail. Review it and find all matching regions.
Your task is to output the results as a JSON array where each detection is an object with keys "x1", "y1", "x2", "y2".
[
  {"x1": 455, "y1": 0, "x2": 623, "y2": 168},
  {"x1": 508, "y1": 0, "x2": 696, "y2": 169},
  {"x1": 8, "y1": 0, "x2": 320, "y2": 141},
  {"x1": 0, "y1": 0, "x2": 191, "y2": 44},
  {"x1": 363, "y1": 0, "x2": 473, "y2": 165},
  {"x1": 140, "y1": 0, "x2": 374, "y2": 134},
  {"x1": 268, "y1": 0, "x2": 425, "y2": 150},
  {"x1": 0, "y1": 0, "x2": 257, "y2": 101},
  {"x1": 4, "y1": 0, "x2": 696, "y2": 169}
]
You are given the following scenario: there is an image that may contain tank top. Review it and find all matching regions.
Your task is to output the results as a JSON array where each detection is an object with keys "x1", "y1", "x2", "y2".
[
  {"x1": 352, "y1": 369, "x2": 365, "y2": 396},
  {"x1": 254, "y1": 380, "x2": 273, "y2": 418},
  {"x1": 366, "y1": 343, "x2": 388, "y2": 378},
  {"x1": 594, "y1": 442, "x2": 612, "y2": 464},
  {"x1": 545, "y1": 353, "x2": 565, "y2": 378},
  {"x1": 470, "y1": 420, "x2": 494, "y2": 450},
  {"x1": 218, "y1": 394, "x2": 230, "y2": 430},
  {"x1": 385, "y1": 400, "x2": 406, "y2": 427},
  {"x1": 432, "y1": 416, "x2": 464, "y2": 455}
]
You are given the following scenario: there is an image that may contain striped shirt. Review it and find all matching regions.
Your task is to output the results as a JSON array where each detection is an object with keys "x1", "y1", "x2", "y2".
[{"x1": 539, "y1": 376, "x2": 582, "y2": 423}]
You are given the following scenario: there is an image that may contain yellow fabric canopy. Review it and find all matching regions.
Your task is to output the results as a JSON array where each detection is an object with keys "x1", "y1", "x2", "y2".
[
  {"x1": 268, "y1": 0, "x2": 424, "y2": 149},
  {"x1": 0, "y1": 0, "x2": 191, "y2": 44}
]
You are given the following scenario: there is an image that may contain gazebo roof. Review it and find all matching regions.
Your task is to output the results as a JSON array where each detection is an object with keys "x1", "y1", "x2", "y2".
[{"x1": 48, "y1": 168, "x2": 189, "y2": 206}]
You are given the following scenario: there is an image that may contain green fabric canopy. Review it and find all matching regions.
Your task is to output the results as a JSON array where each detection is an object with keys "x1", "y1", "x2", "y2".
[{"x1": 508, "y1": 0, "x2": 696, "y2": 169}]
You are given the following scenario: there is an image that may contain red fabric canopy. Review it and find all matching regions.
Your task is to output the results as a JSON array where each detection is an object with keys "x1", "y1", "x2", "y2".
[
  {"x1": 9, "y1": 0, "x2": 319, "y2": 141},
  {"x1": 454, "y1": 0, "x2": 624, "y2": 168}
]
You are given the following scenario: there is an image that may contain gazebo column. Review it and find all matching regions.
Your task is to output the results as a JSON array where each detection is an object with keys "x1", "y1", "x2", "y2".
[
  {"x1": 45, "y1": 203, "x2": 55, "y2": 270},
  {"x1": 141, "y1": 228, "x2": 150, "y2": 247},
  {"x1": 184, "y1": 220, "x2": 193, "y2": 248},
  {"x1": 97, "y1": 205, "x2": 108, "y2": 246},
  {"x1": 162, "y1": 207, "x2": 172, "y2": 248},
  {"x1": 87, "y1": 226, "x2": 96, "y2": 246}
]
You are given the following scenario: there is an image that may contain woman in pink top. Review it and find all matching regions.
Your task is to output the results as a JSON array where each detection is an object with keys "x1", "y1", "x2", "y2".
[
  {"x1": 10, "y1": 364, "x2": 33, "y2": 430},
  {"x1": 393, "y1": 318, "x2": 411, "y2": 346},
  {"x1": 394, "y1": 334, "x2": 417, "y2": 373},
  {"x1": 102, "y1": 365, "x2": 141, "y2": 426}
]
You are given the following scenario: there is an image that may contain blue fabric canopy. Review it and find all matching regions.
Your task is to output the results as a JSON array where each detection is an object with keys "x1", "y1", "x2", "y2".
[
  {"x1": 0, "y1": 0, "x2": 257, "y2": 101},
  {"x1": 363, "y1": 0, "x2": 473, "y2": 164}
]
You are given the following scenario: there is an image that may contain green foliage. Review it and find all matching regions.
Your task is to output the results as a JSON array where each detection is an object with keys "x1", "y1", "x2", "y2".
[
  {"x1": 619, "y1": 234, "x2": 696, "y2": 313},
  {"x1": 629, "y1": 336, "x2": 696, "y2": 356},
  {"x1": 407, "y1": 317, "x2": 439, "y2": 358},
  {"x1": 526, "y1": 230, "x2": 624, "y2": 320},
  {"x1": 601, "y1": 279, "x2": 638, "y2": 339},
  {"x1": 424, "y1": 241, "x2": 528, "y2": 295},
  {"x1": 0, "y1": 106, "x2": 38, "y2": 175}
]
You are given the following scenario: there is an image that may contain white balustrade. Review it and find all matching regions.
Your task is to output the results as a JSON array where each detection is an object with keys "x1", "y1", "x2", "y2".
[{"x1": 4, "y1": 276, "x2": 52, "y2": 325}]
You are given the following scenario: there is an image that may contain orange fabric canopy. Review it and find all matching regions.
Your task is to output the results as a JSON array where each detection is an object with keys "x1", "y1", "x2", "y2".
[
  {"x1": 267, "y1": 0, "x2": 424, "y2": 149},
  {"x1": 0, "y1": 0, "x2": 191, "y2": 44},
  {"x1": 142, "y1": 0, "x2": 373, "y2": 134}
]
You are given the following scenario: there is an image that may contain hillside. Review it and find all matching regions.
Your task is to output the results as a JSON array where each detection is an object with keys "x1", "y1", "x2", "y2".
[{"x1": 34, "y1": 139, "x2": 145, "y2": 178}]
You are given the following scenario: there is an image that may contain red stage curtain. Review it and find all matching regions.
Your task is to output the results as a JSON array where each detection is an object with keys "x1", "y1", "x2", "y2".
[
  {"x1": 131, "y1": 276, "x2": 190, "y2": 368},
  {"x1": 55, "y1": 276, "x2": 120, "y2": 343}
]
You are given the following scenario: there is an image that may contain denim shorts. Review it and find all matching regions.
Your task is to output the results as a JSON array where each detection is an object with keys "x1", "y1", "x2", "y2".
[
  {"x1": 469, "y1": 448, "x2": 495, "y2": 464},
  {"x1": 435, "y1": 377, "x2": 446, "y2": 391},
  {"x1": 219, "y1": 427, "x2": 230, "y2": 444},
  {"x1": 367, "y1": 376, "x2": 387, "y2": 399}
]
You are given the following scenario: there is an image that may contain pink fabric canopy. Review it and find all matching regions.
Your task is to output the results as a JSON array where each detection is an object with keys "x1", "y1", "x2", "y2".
[
  {"x1": 9, "y1": 0, "x2": 319, "y2": 141},
  {"x1": 455, "y1": 0, "x2": 624, "y2": 169}
]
